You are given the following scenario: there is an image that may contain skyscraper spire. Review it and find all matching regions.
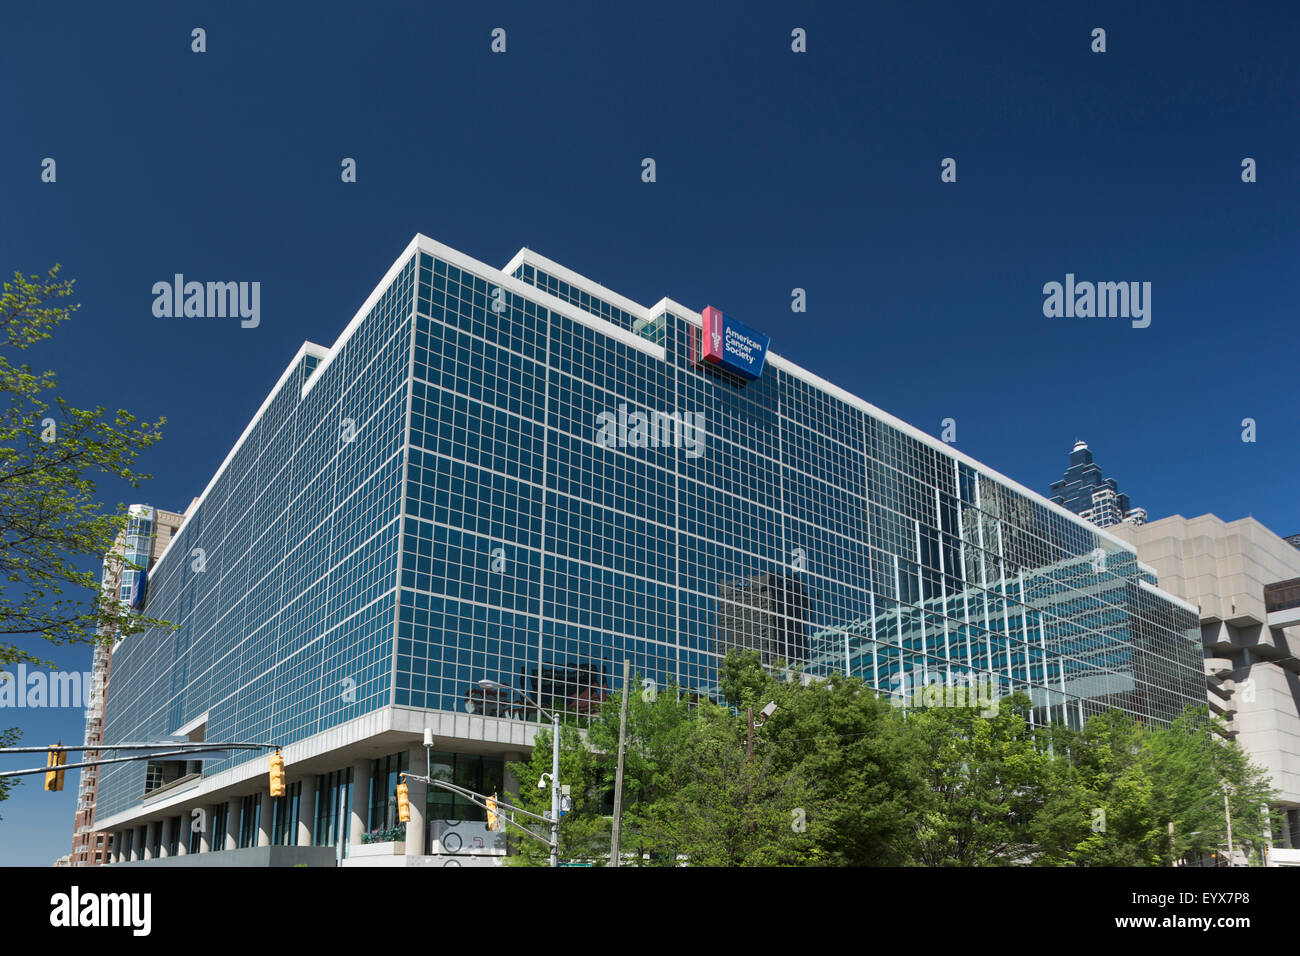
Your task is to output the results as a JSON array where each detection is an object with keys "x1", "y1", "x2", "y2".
[{"x1": 1049, "y1": 441, "x2": 1146, "y2": 529}]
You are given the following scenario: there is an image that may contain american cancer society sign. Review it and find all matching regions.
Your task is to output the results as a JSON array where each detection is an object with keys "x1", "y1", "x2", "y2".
[{"x1": 700, "y1": 306, "x2": 771, "y2": 380}]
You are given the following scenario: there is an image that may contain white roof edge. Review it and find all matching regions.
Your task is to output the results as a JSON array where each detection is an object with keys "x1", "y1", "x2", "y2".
[
  {"x1": 298, "y1": 341, "x2": 332, "y2": 398},
  {"x1": 174, "y1": 711, "x2": 209, "y2": 737},
  {"x1": 428, "y1": 242, "x2": 1146, "y2": 562},
  {"x1": 153, "y1": 235, "x2": 664, "y2": 579},
  {"x1": 308, "y1": 235, "x2": 422, "y2": 385},
  {"x1": 647, "y1": 297, "x2": 1137, "y2": 557},
  {"x1": 150, "y1": 237, "x2": 427, "y2": 569},
  {"x1": 503, "y1": 246, "x2": 650, "y2": 318},
  {"x1": 414, "y1": 235, "x2": 664, "y2": 360},
  {"x1": 151, "y1": 235, "x2": 1140, "y2": 596},
  {"x1": 1139, "y1": 577, "x2": 1200, "y2": 616},
  {"x1": 152, "y1": 340, "x2": 331, "y2": 570}
]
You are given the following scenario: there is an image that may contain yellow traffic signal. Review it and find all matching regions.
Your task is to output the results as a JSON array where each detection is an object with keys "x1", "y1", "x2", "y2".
[
  {"x1": 268, "y1": 751, "x2": 285, "y2": 798},
  {"x1": 396, "y1": 778, "x2": 410, "y2": 823},
  {"x1": 486, "y1": 795, "x2": 500, "y2": 832},
  {"x1": 44, "y1": 745, "x2": 67, "y2": 792}
]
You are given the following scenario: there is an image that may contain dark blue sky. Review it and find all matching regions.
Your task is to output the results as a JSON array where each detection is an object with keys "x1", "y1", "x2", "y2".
[{"x1": 2, "y1": 1, "x2": 1296, "y2": 864}]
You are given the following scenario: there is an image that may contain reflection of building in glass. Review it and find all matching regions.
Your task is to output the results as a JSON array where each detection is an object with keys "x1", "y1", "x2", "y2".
[
  {"x1": 94, "y1": 236, "x2": 1203, "y2": 865},
  {"x1": 810, "y1": 548, "x2": 1202, "y2": 730},
  {"x1": 715, "y1": 571, "x2": 810, "y2": 667},
  {"x1": 1050, "y1": 440, "x2": 1147, "y2": 528},
  {"x1": 462, "y1": 661, "x2": 610, "y2": 718}
]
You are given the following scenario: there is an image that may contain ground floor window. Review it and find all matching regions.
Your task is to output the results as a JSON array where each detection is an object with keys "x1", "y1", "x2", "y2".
[
  {"x1": 239, "y1": 794, "x2": 260, "y2": 848},
  {"x1": 369, "y1": 752, "x2": 409, "y2": 833},
  {"x1": 313, "y1": 768, "x2": 353, "y2": 855},
  {"x1": 271, "y1": 781, "x2": 301, "y2": 845},
  {"x1": 426, "y1": 752, "x2": 504, "y2": 823},
  {"x1": 210, "y1": 803, "x2": 228, "y2": 852}
]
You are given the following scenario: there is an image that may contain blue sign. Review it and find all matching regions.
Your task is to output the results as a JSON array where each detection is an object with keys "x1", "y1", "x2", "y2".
[{"x1": 700, "y1": 306, "x2": 770, "y2": 380}]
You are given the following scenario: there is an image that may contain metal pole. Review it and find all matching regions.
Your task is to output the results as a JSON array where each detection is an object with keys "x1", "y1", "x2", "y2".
[
  {"x1": 550, "y1": 711, "x2": 560, "y2": 868},
  {"x1": 747, "y1": 707, "x2": 754, "y2": 761},
  {"x1": 746, "y1": 707, "x2": 755, "y2": 838},
  {"x1": 610, "y1": 659, "x2": 630, "y2": 867},
  {"x1": 1223, "y1": 782, "x2": 1234, "y2": 867}
]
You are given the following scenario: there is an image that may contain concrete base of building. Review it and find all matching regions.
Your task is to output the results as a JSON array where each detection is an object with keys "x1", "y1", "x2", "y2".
[{"x1": 110, "y1": 846, "x2": 337, "y2": 867}]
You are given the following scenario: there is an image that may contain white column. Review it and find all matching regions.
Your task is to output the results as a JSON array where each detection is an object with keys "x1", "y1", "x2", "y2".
[
  {"x1": 258, "y1": 791, "x2": 273, "y2": 847},
  {"x1": 159, "y1": 817, "x2": 173, "y2": 858},
  {"x1": 225, "y1": 797, "x2": 241, "y2": 851},
  {"x1": 143, "y1": 820, "x2": 157, "y2": 860},
  {"x1": 297, "y1": 776, "x2": 316, "y2": 846},
  {"x1": 405, "y1": 745, "x2": 426, "y2": 858},
  {"x1": 350, "y1": 759, "x2": 371, "y2": 848}
]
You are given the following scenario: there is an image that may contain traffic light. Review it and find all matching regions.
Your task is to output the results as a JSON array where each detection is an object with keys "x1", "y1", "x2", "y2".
[
  {"x1": 486, "y1": 795, "x2": 500, "y2": 832},
  {"x1": 268, "y1": 751, "x2": 285, "y2": 798},
  {"x1": 396, "y1": 777, "x2": 410, "y2": 823},
  {"x1": 44, "y1": 745, "x2": 67, "y2": 792}
]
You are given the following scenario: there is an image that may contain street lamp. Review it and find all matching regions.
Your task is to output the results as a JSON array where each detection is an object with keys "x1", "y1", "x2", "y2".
[{"x1": 479, "y1": 678, "x2": 560, "y2": 868}]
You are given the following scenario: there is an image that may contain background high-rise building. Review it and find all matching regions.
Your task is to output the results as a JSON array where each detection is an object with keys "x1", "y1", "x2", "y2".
[
  {"x1": 1110, "y1": 514, "x2": 1300, "y2": 853},
  {"x1": 67, "y1": 504, "x2": 184, "y2": 867},
  {"x1": 92, "y1": 235, "x2": 1204, "y2": 865},
  {"x1": 1050, "y1": 440, "x2": 1147, "y2": 529}
]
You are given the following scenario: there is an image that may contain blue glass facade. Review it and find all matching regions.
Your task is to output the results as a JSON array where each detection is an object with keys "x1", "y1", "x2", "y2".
[{"x1": 98, "y1": 236, "x2": 1203, "y2": 826}]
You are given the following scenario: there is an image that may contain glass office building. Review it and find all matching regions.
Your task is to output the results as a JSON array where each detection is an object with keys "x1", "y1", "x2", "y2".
[{"x1": 95, "y1": 235, "x2": 1203, "y2": 862}]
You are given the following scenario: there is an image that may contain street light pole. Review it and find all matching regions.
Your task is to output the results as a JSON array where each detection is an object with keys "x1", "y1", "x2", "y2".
[
  {"x1": 479, "y1": 678, "x2": 560, "y2": 868},
  {"x1": 550, "y1": 708, "x2": 560, "y2": 868}
]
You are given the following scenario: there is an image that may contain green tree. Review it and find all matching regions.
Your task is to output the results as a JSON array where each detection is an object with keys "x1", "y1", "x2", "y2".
[
  {"x1": 585, "y1": 676, "x2": 696, "y2": 864},
  {"x1": 503, "y1": 722, "x2": 607, "y2": 865},
  {"x1": 1032, "y1": 711, "x2": 1165, "y2": 866},
  {"x1": 1148, "y1": 708, "x2": 1278, "y2": 865},
  {"x1": 0, "y1": 267, "x2": 169, "y2": 668},
  {"x1": 1033, "y1": 707, "x2": 1279, "y2": 866},
  {"x1": 905, "y1": 691, "x2": 1054, "y2": 865},
  {"x1": 0, "y1": 726, "x2": 20, "y2": 818},
  {"x1": 721, "y1": 650, "x2": 924, "y2": 865},
  {"x1": 638, "y1": 700, "x2": 825, "y2": 866}
]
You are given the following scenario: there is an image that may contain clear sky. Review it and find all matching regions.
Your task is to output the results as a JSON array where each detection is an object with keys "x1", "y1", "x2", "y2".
[{"x1": 1, "y1": 0, "x2": 1296, "y2": 865}]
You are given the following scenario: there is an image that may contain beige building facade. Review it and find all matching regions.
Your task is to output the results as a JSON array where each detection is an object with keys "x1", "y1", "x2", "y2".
[
  {"x1": 67, "y1": 504, "x2": 185, "y2": 867},
  {"x1": 1110, "y1": 514, "x2": 1300, "y2": 849}
]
